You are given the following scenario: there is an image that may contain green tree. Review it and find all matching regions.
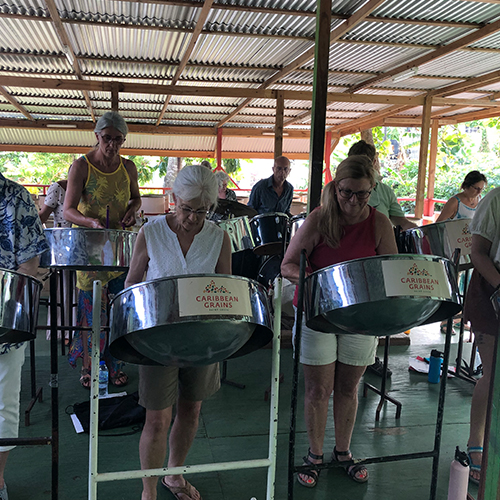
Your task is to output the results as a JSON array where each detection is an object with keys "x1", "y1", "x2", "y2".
[{"x1": 0, "y1": 152, "x2": 28, "y2": 173}]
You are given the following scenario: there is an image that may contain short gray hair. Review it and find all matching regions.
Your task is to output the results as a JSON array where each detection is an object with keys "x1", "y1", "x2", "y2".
[
  {"x1": 214, "y1": 170, "x2": 230, "y2": 189},
  {"x1": 94, "y1": 111, "x2": 128, "y2": 136},
  {"x1": 173, "y1": 165, "x2": 218, "y2": 206}
]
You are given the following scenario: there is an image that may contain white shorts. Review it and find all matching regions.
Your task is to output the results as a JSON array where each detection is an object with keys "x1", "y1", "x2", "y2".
[
  {"x1": 292, "y1": 307, "x2": 377, "y2": 367},
  {"x1": 0, "y1": 343, "x2": 26, "y2": 452}
]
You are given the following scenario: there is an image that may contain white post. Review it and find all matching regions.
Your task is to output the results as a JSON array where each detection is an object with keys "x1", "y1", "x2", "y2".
[
  {"x1": 88, "y1": 280, "x2": 102, "y2": 500},
  {"x1": 266, "y1": 278, "x2": 282, "y2": 500}
]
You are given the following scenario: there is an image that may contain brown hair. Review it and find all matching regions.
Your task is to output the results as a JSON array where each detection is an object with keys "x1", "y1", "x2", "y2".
[
  {"x1": 317, "y1": 155, "x2": 376, "y2": 248},
  {"x1": 461, "y1": 170, "x2": 487, "y2": 190},
  {"x1": 348, "y1": 140, "x2": 377, "y2": 162}
]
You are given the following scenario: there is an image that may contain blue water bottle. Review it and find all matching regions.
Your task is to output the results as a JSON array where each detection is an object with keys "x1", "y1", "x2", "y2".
[
  {"x1": 98, "y1": 361, "x2": 109, "y2": 397},
  {"x1": 428, "y1": 349, "x2": 443, "y2": 384}
]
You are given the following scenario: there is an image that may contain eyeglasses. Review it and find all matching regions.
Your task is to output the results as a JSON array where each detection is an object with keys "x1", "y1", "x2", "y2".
[
  {"x1": 100, "y1": 134, "x2": 125, "y2": 145},
  {"x1": 179, "y1": 205, "x2": 209, "y2": 217},
  {"x1": 337, "y1": 188, "x2": 372, "y2": 200},
  {"x1": 471, "y1": 185, "x2": 483, "y2": 192}
]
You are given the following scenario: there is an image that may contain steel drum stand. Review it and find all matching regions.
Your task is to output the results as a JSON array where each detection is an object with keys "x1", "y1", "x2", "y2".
[
  {"x1": 88, "y1": 278, "x2": 283, "y2": 500},
  {"x1": 287, "y1": 250, "x2": 454, "y2": 500},
  {"x1": 362, "y1": 335, "x2": 402, "y2": 420},
  {"x1": 0, "y1": 270, "x2": 60, "y2": 500}
]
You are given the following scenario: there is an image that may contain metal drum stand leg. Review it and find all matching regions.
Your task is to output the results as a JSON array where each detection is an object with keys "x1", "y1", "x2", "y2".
[
  {"x1": 287, "y1": 251, "x2": 454, "y2": 500},
  {"x1": 363, "y1": 336, "x2": 402, "y2": 421},
  {"x1": 89, "y1": 278, "x2": 283, "y2": 500}
]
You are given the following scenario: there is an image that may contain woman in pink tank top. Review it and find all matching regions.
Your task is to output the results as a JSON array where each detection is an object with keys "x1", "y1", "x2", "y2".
[{"x1": 282, "y1": 156, "x2": 397, "y2": 488}]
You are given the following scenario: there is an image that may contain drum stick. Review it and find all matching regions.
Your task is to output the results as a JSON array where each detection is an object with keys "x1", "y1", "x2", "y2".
[{"x1": 106, "y1": 205, "x2": 110, "y2": 229}]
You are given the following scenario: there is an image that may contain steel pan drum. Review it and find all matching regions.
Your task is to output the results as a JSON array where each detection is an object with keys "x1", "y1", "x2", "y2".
[
  {"x1": 109, "y1": 274, "x2": 273, "y2": 367},
  {"x1": 216, "y1": 217, "x2": 255, "y2": 253},
  {"x1": 289, "y1": 213, "x2": 307, "y2": 242},
  {"x1": 0, "y1": 268, "x2": 42, "y2": 343},
  {"x1": 406, "y1": 219, "x2": 472, "y2": 270},
  {"x1": 40, "y1": 228, "x2": 137, "y2": 270},
  {"x1": 305, "y1": 254, "x2": 461, "y2": 335},
  {"x1": 250, "y1": 213, "x2": 288, "y2": 255}
]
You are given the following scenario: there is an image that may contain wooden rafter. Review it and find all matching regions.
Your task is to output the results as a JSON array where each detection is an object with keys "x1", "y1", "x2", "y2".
[
  {"x1": 349, "y1": 18, "x2": 500, "y2": 93},
  {"x1": 428, "y1": 67, "x2": 500, "y2": 97},
  {"x1": 215, "y1": 0, "x2": 387, "y2": 127},
  {"x1": 43, "y1": 0, "x2": 95, "y2": 122},
  {"x1": 155, "y1": 0, "x2": 214, "y2": 126},
  {"x1": 0, "y1": 86, "x2": 35, "y2": 121}
]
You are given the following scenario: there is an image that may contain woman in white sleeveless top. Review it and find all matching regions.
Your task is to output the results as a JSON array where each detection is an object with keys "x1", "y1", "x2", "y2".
[
  {"x1": 436, "y1": 170, "x2": 487, "y2": 222},
  {"x1": 125, "y1": 165, "x2": 231, "y2": 500}
]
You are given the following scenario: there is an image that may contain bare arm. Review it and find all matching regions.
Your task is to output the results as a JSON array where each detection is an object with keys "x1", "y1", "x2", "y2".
[
  {"x1": 124, "y1": 229, "x2": 149, "y2": 287},
  {"x1": 471, "y1": 234, "x2": 500, "y2": 289},
  {"x1": 18, "y1": 255, "x2": 39, "y2": 278},
  {"x1": 390, "y1": 215, "x2": 417, "y2": 230},
  {"x1": 38, "y1": 204, "x2": 54, "y2": 224},
  {"x1": 215, "y1": 231, "x2": 232, "y2": 274},
  {"x1": 122, "y1": 158, "x2": 142, "y2": 227},
  {"x1": 63, "y1": 158, "x2": 104, "y2": 228},
  {"x1": 281, "y1": 211, "x2": 321, "y2": 285},
  {"x1": 375, "y1": 211, "x2": 398, "y2": 255},
  {"x1": 436, "y1": 197, "x2": 458, "y2": 222}
]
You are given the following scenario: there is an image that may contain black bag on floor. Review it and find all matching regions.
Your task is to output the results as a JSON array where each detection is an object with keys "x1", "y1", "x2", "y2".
[{"x1": 69, "y1": 391, "x2": 145, "y2": 434}]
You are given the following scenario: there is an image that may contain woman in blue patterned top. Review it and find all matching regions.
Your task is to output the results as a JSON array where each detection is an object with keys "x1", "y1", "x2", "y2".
[{"x1": 0, "y1": 172, "x2": 48, "y2": 500}]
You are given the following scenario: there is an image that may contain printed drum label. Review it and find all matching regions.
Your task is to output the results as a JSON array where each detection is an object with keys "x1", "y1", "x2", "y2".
[
  {"x1": 178, "y1": 277, "x2": 252, "y2": 317},
  {"x1": 382, "y1": 260, "x2": 451, "y2": 299},
  {"x1": 445, "y1": 219, "x2": 472, "y2": 257}
]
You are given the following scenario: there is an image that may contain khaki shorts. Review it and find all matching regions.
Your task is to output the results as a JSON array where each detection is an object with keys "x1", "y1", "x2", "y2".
[
  {"x1": 293, "y1": 307, "x2": 377, "y2": 367},
  {"x1": 139, "y1": 363, "x2": 220, "y2": 411}
]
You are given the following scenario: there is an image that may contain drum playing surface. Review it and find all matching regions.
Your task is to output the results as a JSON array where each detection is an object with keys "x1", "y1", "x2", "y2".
[
  {"x1": 109, "y1": 274, "x2": 273, "y2": 367},
  {"x1": 305, "y1": 254, "x2": 462, "y2": 335}
]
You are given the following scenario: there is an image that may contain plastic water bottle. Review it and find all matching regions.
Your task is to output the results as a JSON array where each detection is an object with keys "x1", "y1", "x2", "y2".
[
  {"x1": 428, "y1": 349, "x2": 443, "y2": 384},
  {"x1": 98, "y1": 361, "x2": 109, "y2": 397},
  {"x1": 447, "y1": 446, "x2": 469, "y2": 500}
]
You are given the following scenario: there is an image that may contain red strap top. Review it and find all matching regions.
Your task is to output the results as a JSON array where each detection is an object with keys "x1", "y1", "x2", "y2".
[{"x1": 293, "y1": 206, "x2": 377, "y2": 307}]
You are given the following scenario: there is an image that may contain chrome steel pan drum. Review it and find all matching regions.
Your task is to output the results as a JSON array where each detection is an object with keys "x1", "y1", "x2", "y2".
[
  {"x1": 40, "y1": 228, "x2": 137, "y2": 270},
  {"x1": 289, "y1": 213, "x2": 307, "y2": 242},
  {"x1": 216, "y1": 216, "x2": 255, "y2": 253},
  {"x1": 305, "y1": 254, "x2": 461, "y2": 335},
  {"x1": 406, "y1": 219, "x2": 472, "y2": 270},
  {"x1": 250, "y1": 213, "x2": 288, "y2": 256},
  {"x1": 109, "y1": 274, "x2": 273, "y2": 367},
  {"x1": 0, "y1": 268, "x2": 42, "y2": 343}
]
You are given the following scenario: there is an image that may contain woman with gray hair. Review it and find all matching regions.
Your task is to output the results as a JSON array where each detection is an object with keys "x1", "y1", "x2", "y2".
[
  {"x1": 214, "y1": 170, "x2": 237, "y2": 201},
  {"x1": 125, "y1": 165, "x2": 231, "y2": 500},
  {"x1": 64, "y1": 111, "x2": 141, "y2": 389}
]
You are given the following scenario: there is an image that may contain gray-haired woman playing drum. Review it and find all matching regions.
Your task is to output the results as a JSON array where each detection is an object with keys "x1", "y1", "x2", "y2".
[
  {"x1": 281, "y1": 155, "x2": 397, "y2": 488},
  {"x1": 125, "y1": 165, "x2": 231, "y2": 500}
]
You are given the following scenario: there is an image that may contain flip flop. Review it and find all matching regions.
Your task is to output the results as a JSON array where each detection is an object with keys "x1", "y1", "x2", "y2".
[
  {"x1": 110, "y1": 370, "x2": 128, "y2": 387},
  {"x1": 80, "y1": 368, "x2": 91, "y2": 390},
  {"x1": 161, "y1": 477, "x2": 202, "y2": 500}
]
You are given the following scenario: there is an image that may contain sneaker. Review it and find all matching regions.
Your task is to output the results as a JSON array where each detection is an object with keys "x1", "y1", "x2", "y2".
[
  {"x1": 367, "y1": 357, "x2": 392, "y2": 378},
  {"x1": 0, "y1": 484, "x2": 8, "y2": 500}
]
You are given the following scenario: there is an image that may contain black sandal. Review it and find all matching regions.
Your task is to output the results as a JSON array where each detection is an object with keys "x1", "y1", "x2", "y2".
[
  {"x1": 297, "y1": 448, "x2": 323, "y2": 488},
  {"x1": 332, "y1": 447, "x2": 369, "y2": 483}
]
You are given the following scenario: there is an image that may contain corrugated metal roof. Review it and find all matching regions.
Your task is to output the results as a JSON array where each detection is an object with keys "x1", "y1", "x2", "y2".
[{"x1": 2, "y1": 0, "x2": 500, "y2": 156}]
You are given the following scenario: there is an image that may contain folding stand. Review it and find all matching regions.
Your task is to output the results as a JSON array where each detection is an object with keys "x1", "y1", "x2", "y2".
[
  {"x1": 88, "y1": 278, "x2": 283, "y2": 500},
  {"x1": 288, "y1": 250, "x2": 455, "y2": 500},
  {"x1": 363, "y1": 335, "x2": 402, "y2": 420}
]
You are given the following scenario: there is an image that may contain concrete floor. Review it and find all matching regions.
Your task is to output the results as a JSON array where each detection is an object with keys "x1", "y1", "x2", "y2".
[{"x1": 7, "y1": 312, "x2": 481, "y2": 500}]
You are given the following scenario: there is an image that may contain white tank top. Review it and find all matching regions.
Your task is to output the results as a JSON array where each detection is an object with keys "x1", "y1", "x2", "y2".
[{"x1": 143, "y1": 216, "x2": 224, "y2": 280}]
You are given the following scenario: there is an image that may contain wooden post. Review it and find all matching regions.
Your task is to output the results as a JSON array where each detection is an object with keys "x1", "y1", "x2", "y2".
[
  {"x1": 307, "y1": 0, "x2": 332, "y2": 214},
  {"x1": 216, "y1": 127, "x2": 222, "y2": 170},
  {"x1": 323, "y1": 131, "x2": 333, "y2": 184},
  {"x1": 425, "y1": 120, "x2": 439, "y2": 217},
  {"x1": 415, "y1": 96, "x2": 433, "y2": 219},
  {"x1": 275, "y1": 92, "x2": 284, "y2": 158}
]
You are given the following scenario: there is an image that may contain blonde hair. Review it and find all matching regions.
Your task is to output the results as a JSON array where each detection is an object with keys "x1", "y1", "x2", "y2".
[{"x1": 317, "y1": 155, "x2": 375, "y2": 248}]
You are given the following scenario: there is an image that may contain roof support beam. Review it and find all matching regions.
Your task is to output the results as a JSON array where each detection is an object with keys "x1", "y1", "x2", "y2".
[
  {"x1": 428, "y1": 67, "x2": 500, "y2": 97},
  {"x1": 349, "y1": 18, "x2": 500, "y2": 93},
  {"x1": 43, "y1": 0, "x2": 95, "y2": 122},
  {"x1": 0, "y1": 86, "x2": 35, "y2": 121},
  {"x1": 274, "y1": 92, "x2": 285, "y2": 158},
  {"x1": 415, "y1": 96, "x2": 433, "y2": 219},
  {"x1": 425, "y1": 120, "x2": 440, "y2": 217},
  {"x1": 156, "y1": 0, "x2": 214, "y2": 126}
]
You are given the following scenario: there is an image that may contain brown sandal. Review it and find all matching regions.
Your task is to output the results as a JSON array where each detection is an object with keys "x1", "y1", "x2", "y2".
[
  {"x1": 161, "y1": 477, "x2": 202, "y2": 500},
  {"x1": 110, "y1": 370, "x2": 128, "y2": 387},
  {"x1": 80, "y1": 368, "x2": 91, "y2": 389}
]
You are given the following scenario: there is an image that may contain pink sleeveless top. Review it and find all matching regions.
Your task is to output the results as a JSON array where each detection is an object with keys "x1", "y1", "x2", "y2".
[{"x1": 293, "y1": 207, "x2": 377, "y2": 307}]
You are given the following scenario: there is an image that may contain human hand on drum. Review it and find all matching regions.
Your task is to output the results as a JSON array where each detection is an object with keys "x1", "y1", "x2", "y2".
[
  {"x1": 121, "y1": 206, "x2": 137, "y2": 228},
  {"x1": 89, "y1": 218, "x2": 105, "y2": 229},
  {"x1": 490, "y1": 287, "x2": 500, "y2": 318}
]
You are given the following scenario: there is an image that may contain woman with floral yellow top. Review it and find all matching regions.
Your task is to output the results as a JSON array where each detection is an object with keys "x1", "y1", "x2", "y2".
[{"x1": 64, "y1": 111, "x2": 141, "y2": 388}]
